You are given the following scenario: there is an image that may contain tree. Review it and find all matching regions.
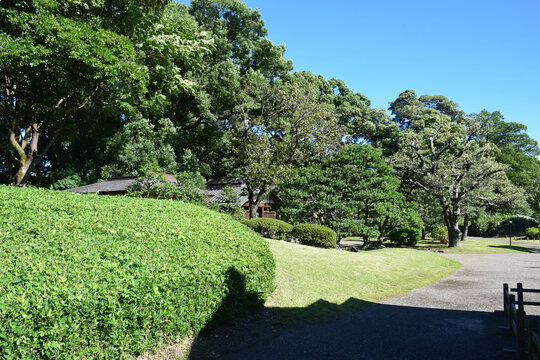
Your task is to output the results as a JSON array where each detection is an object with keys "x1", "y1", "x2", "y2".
[
  {"x1": 0, "y1": 0, "x2": 171, "y2": 185},
  {"x1": 390, "y1": 90, "x2": 523, "y2": 247},
  {"x1": 277, "y1": 144, "x2": 420, "y2": 245},
  {"x1": 226, "y1": 72, "x2": 342, "y2": 218}
]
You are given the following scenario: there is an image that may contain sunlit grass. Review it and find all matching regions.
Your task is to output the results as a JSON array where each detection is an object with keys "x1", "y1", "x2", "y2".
[
  {"x1": 414, "y1": 238, "x2": 534, "y2": 254},
  {"x1": 265, "y1": 239, "x2": 460, "y2": 310}
]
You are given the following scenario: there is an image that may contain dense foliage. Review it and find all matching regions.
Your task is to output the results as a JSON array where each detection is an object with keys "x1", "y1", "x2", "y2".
[
  {"x1": 292, "y1": 224, "x2": 338, "y2": 248},
  {"x1": 0, "y1": 186, "x2": 275, "y2": 359},
  {"x1": 430, "y1": 226, "x2": 449, "y2": 244},
  {"x1": 277, "y1": 144, "x2": 421, "y2": 244},
  {"x1": 388, "y1": 227, "x2": 422, "y2": 246},
  {"x1": 242, "y1": 218, "x2": 293, "y2": 240}
]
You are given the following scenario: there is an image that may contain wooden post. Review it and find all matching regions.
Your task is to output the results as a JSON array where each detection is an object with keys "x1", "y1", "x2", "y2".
[
  {"x1": 517, "y1": 283, "x2": 525, "y2": 312},
  {"x1": 529, "y1": 319, "x2": 538, "y2": 360},
  {"x1": 504, "y1": 283, "x2": 509, "y2": 315},
  {"x1": 517, "y1": 308, "x2": 526, "y2": 354}
]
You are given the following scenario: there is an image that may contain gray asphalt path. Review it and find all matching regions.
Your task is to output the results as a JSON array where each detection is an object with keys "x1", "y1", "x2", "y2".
[{"x1": 190, "y1": 252, "x2": 540, "y2": 360}]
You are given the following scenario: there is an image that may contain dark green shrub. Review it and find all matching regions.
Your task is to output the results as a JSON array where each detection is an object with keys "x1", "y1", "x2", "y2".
[
  {"x1": 0, "y1": 186, "x2": 275, "y2": 359},
  {"x1": 242, "y1": 218, "x2": 293, "y2": 240},
  {"x1": 388, "y1": 227, "x2": 422, "y2": 246},
  {"x1": 292, "y1": 224, "x2": 337, "y2": 248},
  {"x1": 431, "y1": 226, "x2": 449, "y2": 244},
  {"x1": 497, "y1": 216, "x2": 539, "y2": 236},
  {"x1": 525, "y1": 227, "x2": 540, "y2": 239}
]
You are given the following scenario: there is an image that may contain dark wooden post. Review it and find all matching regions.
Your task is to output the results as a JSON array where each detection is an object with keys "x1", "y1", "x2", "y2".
[
  {"x1": 509, "y1": 294, "x2": 516, "y2": 329},
  {"x1": 504, "y1": 283, "x2": 509, "y2": 316},
  {"x1": 517, "y1": 308, "x2": 526, "y2": 354},
  {"x1": 517, "y1": 283, "x2": 525, "y2": 312},
  {"x1": 529, "y1": 319, "x2": 538, "y2": 360}
]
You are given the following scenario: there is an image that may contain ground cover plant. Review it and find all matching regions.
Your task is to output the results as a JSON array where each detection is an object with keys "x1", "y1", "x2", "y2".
[{"x1": 0, "y1": 186, "x2": 275, "y2": 359}]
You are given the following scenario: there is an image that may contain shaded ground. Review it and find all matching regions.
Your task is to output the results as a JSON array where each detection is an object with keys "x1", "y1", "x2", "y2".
[{"x1": 188, "y1": 252, "x2": 540, "y2": 360}]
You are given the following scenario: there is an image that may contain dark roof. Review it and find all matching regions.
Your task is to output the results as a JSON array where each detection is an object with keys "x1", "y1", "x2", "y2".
[
  {"x1": 66, "y1": 175, "x2": 177, "y2": 194},
  {"x1": 202, "y1": 177, "x2": 248, "y2": 205}
]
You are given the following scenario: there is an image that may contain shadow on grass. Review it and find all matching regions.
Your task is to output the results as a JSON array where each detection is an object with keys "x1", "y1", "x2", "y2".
[
  {"x1": 186, "y1": 269, "x2": 516, "y2": 360},
  {"x1": 488, "y1": 244, "x2": 535, "y2": 253}
]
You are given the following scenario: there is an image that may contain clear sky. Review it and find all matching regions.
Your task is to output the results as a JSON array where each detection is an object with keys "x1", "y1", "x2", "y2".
[{"x1": 179, "y1": 0, "x2": 540, "y2": 143}]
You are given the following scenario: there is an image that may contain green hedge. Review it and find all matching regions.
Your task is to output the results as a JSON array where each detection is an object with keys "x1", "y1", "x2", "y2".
[
  {"x1": 242, "y1": 218, "x2": 293, "y2": 240},
  {"x1": 430, "y1": 226, "x2": 449, "y2": 244},
  {"x1": 388, "y1": 227, "x2": 422, "y2": 246},
  {"x1": 0, "y1": 186, "x2": 275, "y2": 359},
  {"x1": 525, "y1": 227, "x2": 540, "y2": 239},
  {"x1": 292, "y1": 224, "x2": 337, "y2": 248}
]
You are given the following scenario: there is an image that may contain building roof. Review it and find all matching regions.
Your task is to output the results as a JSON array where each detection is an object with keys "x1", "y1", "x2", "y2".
[
  {"x1": 66, "y1": 175, "x2": 177, "y2": 194},
  {"x1": 201, "y1": 177, "x2": 249, "y2": 205}
]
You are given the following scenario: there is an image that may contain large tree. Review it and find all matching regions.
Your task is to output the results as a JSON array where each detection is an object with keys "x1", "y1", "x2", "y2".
[
  {"x1": 391, "y1": 90, "x2": 523, "y2": 247},
  {"x1": 0, "y1": 0, "x2": 173, "y2": 185},
  {"x1": 277, "y1": 144, "x2": 420, "y2": 244},
  {"x1": 226, "y1": 72, "x2": 342, "y2": 218}
]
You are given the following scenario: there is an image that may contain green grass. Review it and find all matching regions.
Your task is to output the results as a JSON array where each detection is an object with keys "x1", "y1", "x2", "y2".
[
  {"x1": 266, "y1": 239, "x2": 460, "y2": 311},
  {"x1": 414, "y1": 238, "x2": 535, "y2": 253}
]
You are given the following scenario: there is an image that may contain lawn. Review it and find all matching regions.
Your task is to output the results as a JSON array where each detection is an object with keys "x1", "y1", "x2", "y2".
[
  {"x1": 414, "y1": 238, "x2": 535, "y2": 254},
  {"x1": 265, "y1": 239, "x2": 460, "y2": 313}
]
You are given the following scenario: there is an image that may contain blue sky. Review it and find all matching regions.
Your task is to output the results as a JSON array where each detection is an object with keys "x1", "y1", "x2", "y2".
[{"x1": 180, "y1": 0, "x2": 540, "y2": 143}]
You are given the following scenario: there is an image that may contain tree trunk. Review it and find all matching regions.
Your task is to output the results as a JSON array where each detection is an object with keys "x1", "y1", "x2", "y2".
[
  {"x1": 448, "y1": 220, "x2": 461, "y2": 247},
  {"x1": 461, "y1": 213, "x2": 469, "y2": 242},
  {"x1": 421, "y1": 228, "x2": 426, "y2": 240}
]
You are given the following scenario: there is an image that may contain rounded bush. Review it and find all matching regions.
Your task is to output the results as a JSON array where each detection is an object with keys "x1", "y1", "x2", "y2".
[
  {"x1": 388, "y1": 227, "x2": 422, "y2": 246},
  {"x1": 242, "y1": 217, "x2": 293, "y2": 240},
  {"x1": 292, "y1": 224, "x2": 337, "y2": 248},
  {"x1": 525, "y1": 227, "x2": 540, "y2": 239},
  {"x1": 431, "y1": 226, "x2": 449, "y2": 244},
  {"x1": 0, "y1": 186, "x2": 275, "y2": 359}
]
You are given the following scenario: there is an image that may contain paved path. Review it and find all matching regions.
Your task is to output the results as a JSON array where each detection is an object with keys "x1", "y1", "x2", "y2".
[{"x1": 190, "y1": 252, "x2": 540, "y2": 360}]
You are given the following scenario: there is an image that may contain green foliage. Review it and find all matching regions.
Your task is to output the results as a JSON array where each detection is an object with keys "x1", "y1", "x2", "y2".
[
  {"x1": 243, "y1": 218, "x2": 293, "y2": 240},
  {"x1": 498, "y1": 216, "x2": 539, "y2": 236},
  {"x1": 214, "y1": 185, "x2": 245, "y2": 219},
  {"x1": 0, "y1": 185, "x2": 275, "y2": 359},
  {"x1": 525, "y1": 227, "x2": 540, "y2": 239},
  {"x1": 430, "y1": 226, "x2": 449, "y2": 244},
  {"x1": 388, "y1": 227, "x2": 421, "y2": 246},
  {"x1": 277, "y1": 144, "x2": 417, "y2": 241},
  {"x1": 292, "y1": 224, "x2": 338, "y2": 248}
]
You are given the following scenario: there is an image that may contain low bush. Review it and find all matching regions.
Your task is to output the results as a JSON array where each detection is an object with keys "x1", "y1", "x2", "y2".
[
  {"x1": 431, "y1": 226, "x2": 449, "y2": 244},
  {"x1": 388, "y1": 227, "x2": 422, "y2": 246},
  {"x1": 292, "y1": 224, "x2": 337, "y2": 248},
  {"x1": 0, "y1": 186, "x2": 275, "y2": 359},
  {"x1": 242, "y1": 218, "x2": 293, "y2": 240},
  {"x1": 497, "y1": 216, "x2": 539, "y2": 236},
  {"x1": 525, "y1": 227, "x2": 540, "y2": 239}
]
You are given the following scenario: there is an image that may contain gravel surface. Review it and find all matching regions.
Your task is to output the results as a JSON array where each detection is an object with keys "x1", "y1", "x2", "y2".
[{"x1": 190, "y1": 252, "x2": 540, "y2": 360}]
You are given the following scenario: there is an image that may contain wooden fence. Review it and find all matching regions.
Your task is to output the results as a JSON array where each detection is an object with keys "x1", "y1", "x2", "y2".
[{"x1": 502, "y1": 283, "x2": 540, "y2": 356}]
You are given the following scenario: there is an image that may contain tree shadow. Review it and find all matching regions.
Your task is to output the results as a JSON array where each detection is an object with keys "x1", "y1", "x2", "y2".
[
  {"x1": 186, "y1": 269, "x2": 520, "y2": 360},
  {"x1": 488, "y1": 245, "x2": 535, "y2": 253}
]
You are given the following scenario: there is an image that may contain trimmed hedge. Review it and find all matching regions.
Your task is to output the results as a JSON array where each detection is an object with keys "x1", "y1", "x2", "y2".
[
  {"x1": 388, "y1": 227, "x2": 422, "y2": 246},
  {"x1": 0, "y1": 186, "x2": 275, "y2": 359},
  {"x1": 431, "y1": 226, "x2": 449, "y2": 244},
  {"x1": 525, "y1": 227, "x2": 540, "y2": 239},
  {"x1": 242, "y1": 217, "x2": 293, "y2": 240},
  {"x1": 292, "y1": 224, "x2": 337, "y2": 248}
]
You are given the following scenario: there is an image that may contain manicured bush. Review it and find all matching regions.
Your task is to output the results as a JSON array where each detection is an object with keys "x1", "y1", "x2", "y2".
[
  {"x1": 431, "y1": 226, "x2": 449, "y2": 244},
  {"x1": 388, "y1": 227, "x2": 422, "y2": 246},
  {"x1": 525, "y1": 227, "x2": 540, "y2": 239},
  {"x1": 242, "y1": 217, "x2": 293, "y2": 240},
  {"x1": 0, "y1": 186, "x2": 275, "y2": 359},
  {"x1": 292, "y1": 224, "x2": 337, "y2": 248}
]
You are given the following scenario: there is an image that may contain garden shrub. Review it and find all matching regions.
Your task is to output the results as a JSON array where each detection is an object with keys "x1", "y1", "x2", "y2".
[
  {"x1": 242, "y1": 217, "x2": 293, "y2": 240},
  {"x1": 497, "y1": 216, "x2": 539, "y2": 237},
  {"x1": 292, "y1": 224, "x2": 337, "y2": 248},
  {"x1": 431, "y1": 226, "x2": 449, "y2": 244},
  {"x1": 525, "y1": 227, "x2": 540, "y2": 239},
  {"x1": 0, "y1": 186, "x2": 275, "y2": 359},
  {"x1": 388, "y1": 227, "x2": 422, "y2": 246}
]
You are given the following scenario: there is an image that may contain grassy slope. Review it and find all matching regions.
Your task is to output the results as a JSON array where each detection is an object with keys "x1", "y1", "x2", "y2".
[{"x1": 266, "y1": 240, "x2": 460, "y2": 310}]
